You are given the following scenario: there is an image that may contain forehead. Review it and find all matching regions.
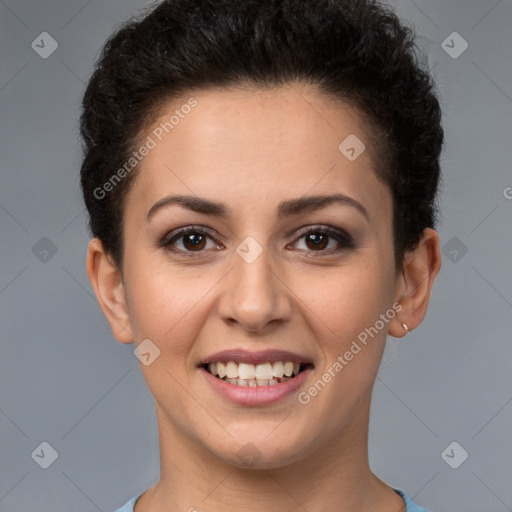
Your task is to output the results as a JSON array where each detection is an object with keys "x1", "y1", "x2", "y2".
[{"x1": 126, "y1": 83, "x2": 391, "y2": 225}]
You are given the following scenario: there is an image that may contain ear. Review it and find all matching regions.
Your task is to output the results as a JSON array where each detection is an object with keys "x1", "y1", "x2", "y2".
[
  {"x1": 389, "y1": 228, "x2": 442, "y2": 338},
  {"x1": 86, "y1": 238, "x2": 134, "y2": 344}
]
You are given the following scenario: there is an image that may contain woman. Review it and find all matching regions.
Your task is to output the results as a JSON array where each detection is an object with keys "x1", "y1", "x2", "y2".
[{"x1": 81, "y1": 0, "x2": 443, "y2": 510}]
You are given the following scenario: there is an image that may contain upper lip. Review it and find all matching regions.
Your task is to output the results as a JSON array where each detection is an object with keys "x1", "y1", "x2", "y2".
[{"x1": 200, "y1": 349, "x2": 313, "y2": 366}]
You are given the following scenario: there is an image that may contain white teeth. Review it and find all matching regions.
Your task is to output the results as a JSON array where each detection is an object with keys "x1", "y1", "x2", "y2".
[
  {"x1": 255, "y1": 362, "x2": 273, "y2": 380},
  {"x1": 205, "y1": 359, "x2": 306, "y2": 386},
  {"x1": 272, "y1": 361, "x2": 285, "y2": 378},
  {"x1": 226, "y1": 361, "x2": 238, "y2": 379},
  {"x1": 239, "y1": 363, "x2": 256, "y2": 380}
]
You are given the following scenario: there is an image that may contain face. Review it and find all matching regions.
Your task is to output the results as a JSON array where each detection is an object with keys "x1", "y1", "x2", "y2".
[{"x1": 109, "y1": 84, "x2": 406, "y2": 468}]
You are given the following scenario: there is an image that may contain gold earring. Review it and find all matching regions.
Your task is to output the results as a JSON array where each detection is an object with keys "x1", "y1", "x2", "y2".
[{"x1": 401, "y1": 322, "x2": 410, "y2": 336}]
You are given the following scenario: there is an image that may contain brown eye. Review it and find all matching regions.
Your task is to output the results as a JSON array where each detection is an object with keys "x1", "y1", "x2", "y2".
[
  {"x1": 304, "y1": 233, "x2": 329, "y2": 251},
  {"x1": 292, "y1": 226, "x2": 355, "y2": 255},
  {"x1": 161, "y1": 227, "x2": 220, "y2": 255},
  {"x1": 182, "y1": 232, "x2": 207, "y2": 251}
]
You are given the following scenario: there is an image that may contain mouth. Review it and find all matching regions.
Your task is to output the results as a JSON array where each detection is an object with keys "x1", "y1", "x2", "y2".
[
  {"x1": 202, "y1": 361, "x2": 312, "y2": 387},
  {"x1": 199, "y1": 350, "x2": 314, "y2": 388}
]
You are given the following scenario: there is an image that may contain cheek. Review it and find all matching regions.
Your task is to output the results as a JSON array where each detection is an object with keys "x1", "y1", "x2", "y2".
[
  {"x1": 295, "y1": 261, "x2": 393, "y2": 335},
  {"x1": 290, "y1": 264, "x2": 396, "y2": 396},
  {"x1": 124, "y1": 259, "x2": 208, "y2": 352}
]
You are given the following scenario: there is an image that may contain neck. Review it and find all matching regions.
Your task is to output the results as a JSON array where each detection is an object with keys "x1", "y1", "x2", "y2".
[{"x1": 136, "y1": 398, "x2": 403, "y2": 512}]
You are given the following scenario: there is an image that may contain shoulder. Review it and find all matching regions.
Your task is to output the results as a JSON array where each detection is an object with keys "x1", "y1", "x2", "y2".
[
  {"x1": 395, "y1": 489, "x2": 430, "y2": 512},
  {"x1": 112, "y1": 492, "x2": 143, "y2": 512}
]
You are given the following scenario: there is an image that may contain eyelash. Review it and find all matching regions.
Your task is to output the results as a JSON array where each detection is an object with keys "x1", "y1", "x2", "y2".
[{"x1": 158, "y1": 225, "x2": 355, "y2": 258}]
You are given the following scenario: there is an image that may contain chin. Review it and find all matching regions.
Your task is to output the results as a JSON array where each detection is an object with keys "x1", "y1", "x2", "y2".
[{"x1": 203, "y1": 430, "x2": 313, "y2": 471}]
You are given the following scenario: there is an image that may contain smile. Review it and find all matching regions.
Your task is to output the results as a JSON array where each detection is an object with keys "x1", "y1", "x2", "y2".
[{"x1": 205, "y1": 361, "x2": 305, "y2": 387}]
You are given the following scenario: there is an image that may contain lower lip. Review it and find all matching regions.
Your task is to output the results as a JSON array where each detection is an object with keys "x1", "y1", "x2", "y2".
[{"x1": 199, "y1": 366, "x2": 312, "y2": 406}]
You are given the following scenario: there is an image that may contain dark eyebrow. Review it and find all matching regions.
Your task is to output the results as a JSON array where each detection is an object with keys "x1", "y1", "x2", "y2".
[
  {"x1": 146, "y1": 193, "x2": 369, "y2": 222},
  {"x1": 147, "y1": 195, "x2": 227, "y2": 221},
  {"x1": 277, "y1": 194, "x2": 369, "y2": 222}
]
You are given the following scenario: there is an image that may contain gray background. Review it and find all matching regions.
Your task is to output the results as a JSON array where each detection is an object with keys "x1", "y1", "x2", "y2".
[{"x1": 1, "y1": 0, "x2": 511, "y2": 511}]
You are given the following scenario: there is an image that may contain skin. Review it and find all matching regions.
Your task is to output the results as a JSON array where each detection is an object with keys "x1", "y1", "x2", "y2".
[{"x1": 86, "y1": 83, "x2": 441, "y2": 511}]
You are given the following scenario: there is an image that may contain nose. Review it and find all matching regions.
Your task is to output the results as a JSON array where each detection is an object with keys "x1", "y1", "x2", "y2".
[{"x1": 217, "y1": 242, "x2": 292, "y2": 334}]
